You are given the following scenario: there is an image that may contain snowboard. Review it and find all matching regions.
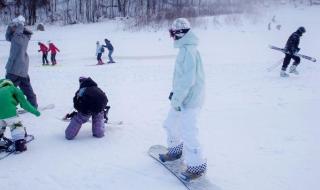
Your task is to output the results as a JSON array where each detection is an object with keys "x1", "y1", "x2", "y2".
[
  {"x1": 148, "y1": 145, "x2": 218, "y2": 190},
  {"x1": 0, "y1": 134, "x2": 35, "y2": 160},
  {"x1": 17, "y1": 104, "x2": 55, "y2": 115},
  {"x1": 269, "y1": 45, "x2": 317, "y2": 62}
]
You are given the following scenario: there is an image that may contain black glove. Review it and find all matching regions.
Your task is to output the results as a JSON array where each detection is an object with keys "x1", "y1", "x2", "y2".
[
  {"x1": 64, "y1": 111, "x2": 77, "y2": 120},
  {"x1": 168, "y1": 92, "x2": 173, "y2": 100}
]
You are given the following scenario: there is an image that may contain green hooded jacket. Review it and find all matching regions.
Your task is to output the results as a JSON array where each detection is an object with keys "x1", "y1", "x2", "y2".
[{"x1": 0, "y1": 79, "x2": 40, "y2": 119}]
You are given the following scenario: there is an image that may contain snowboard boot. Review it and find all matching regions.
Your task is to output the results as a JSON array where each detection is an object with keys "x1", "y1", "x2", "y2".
[
  {"x1": 15, "y1": 139, "x2": 27, "y2": 153},
  {"x1": 179, "y1": 163, "x2": 207, "y2": 182},
  {"x1": 280, "y1": 70, "x2": 289, "y2": 77},
  {"x1": 159, "y1": 143, "x2": 183, "y2": 162},
  {"x1": 97, "y1": 60, "x2": 104, "y2": 65},
  {"x1": 289, "y1": 65, "x2": 299, "y2": 75}
]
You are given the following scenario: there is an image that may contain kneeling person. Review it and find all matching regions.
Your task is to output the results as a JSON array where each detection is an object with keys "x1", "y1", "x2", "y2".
[{"x1": 65, "y1": 77, "x2": 108, "y2": 140}]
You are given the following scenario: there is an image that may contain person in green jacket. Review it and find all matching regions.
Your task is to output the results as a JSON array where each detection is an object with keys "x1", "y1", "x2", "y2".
[{"x1": 0, "y1": 79, "x2": 40, "y2": 153}]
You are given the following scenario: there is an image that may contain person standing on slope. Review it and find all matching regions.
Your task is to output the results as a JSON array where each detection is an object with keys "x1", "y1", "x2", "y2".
[
  {"x1": 5, "y1": 15, "x2": 38, "y2": 108},
  {"x1": 38, "y1": 42, "x2": 49, "y2": 65},
  {"x1": 0, "y1": 79, "x2": 40, "y2": 153},
  {"x1": 48, "y1": 41, "x2": 60, "y2": 65},
  {"x1": 159, "y1": 18, "x2": 207, "y2": 181},
  {"x1": 280, "y1": 26, "x2": 306, "y2": 77},
  {"x1": 103, "y1": 39, "x2": 115, "y2": 63},
  {"x1": 96, "y1": 41, "x2": 105, "y2": 65}
]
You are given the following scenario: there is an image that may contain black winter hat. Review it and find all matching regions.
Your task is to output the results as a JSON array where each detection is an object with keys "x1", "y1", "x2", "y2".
[{"x1": 297, "y1": 26, "x2": 306, "y2": 34}]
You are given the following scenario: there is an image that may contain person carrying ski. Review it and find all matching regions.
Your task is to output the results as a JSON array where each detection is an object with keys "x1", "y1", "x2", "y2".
[
  {"x1": 103, "y1": 38, "x2": 115, "y2": 63},
  {"x1": 65, "y1": 77, "x2": 108, "y2": 140},
  {"x1": 0, "y1": 79, "x2": 40, "y2": 153},
  {"x1": 48, "y1": 41, "x2": 60, "y2": 65},
  {"x1": 96, "y1": 41, "x2": 105, "y2": 65},
  {"x1": 5, "y1": 15, "x2": 38, "y2": 108},
  {"x1": 38, "y1": 42, "x2": 49, "y2": 65},
  {"x1": 159, "y1": 18, "x2": 207, "y2": 181},
  {"x1": 280, "y1": 26, "x2": 306, "y2": 77}
]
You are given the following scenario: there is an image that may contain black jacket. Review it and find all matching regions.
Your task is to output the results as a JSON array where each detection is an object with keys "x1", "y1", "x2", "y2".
[
  {"x1": 103, "y1": 40, "x2": 114, "y2": 50},
  {"x1": 73, "y1": 78, "x2": 108, "y2": 115},
  {"x1": 285, "y1": 30, "x2": 303, "y2": 55}
]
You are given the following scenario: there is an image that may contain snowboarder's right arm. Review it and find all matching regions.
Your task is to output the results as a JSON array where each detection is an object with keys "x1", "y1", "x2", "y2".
[{"x1": 14, "y1": 88, "x2": 40, "y2": 117}]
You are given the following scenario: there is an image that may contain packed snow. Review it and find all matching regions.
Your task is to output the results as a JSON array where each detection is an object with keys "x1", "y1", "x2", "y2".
[{"x1": 0, "y1": 5, "x2": 319, "y2": 190}]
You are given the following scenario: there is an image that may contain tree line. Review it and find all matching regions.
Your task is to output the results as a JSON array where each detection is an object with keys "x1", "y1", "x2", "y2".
[{"x1": 0, "y1": 0, "x2": 317, "y2": 26}]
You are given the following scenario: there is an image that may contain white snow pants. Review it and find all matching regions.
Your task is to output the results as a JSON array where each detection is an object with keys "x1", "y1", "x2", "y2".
[
  {"x1": 0, "y1": 116, "x2": 25, "y2": 141},
  {"x1": 163, "y1": 107, "x2": 205, "y2": 167}
]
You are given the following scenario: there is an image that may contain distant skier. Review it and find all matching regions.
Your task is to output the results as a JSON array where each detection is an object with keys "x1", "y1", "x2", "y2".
[
  {"x1": 64, "y1": 77, "x2": 108, "y2": 140},
  {"x1": 280, "y1": 26, "x2": 306, "y2": 77},
  {"x1": 103, "y1": 38, "x2": 115, "y2": 63},
  {"x1": 159, "y1": 18, "x2": 207, "y2": 181},
  {"x1": 5, "y1": 15, "x2": 38, "y2": 108},
  {"x1": 0, "y1": 79, "x2": 40, "y2": 153},
  {"x1": 96, "y1": 41, "x2": 105, "y2": 65},
  {"x1": 38, "y1": 42, "x2": 49, "y2": 65},
  {"x1": 48, "y1": 41, "x2": 60, "y2": 65}
]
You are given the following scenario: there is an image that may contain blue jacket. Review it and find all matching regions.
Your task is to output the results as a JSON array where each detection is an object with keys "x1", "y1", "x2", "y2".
[{"x1": 170, "y1": 30, "x2": 205, "y2": 109}]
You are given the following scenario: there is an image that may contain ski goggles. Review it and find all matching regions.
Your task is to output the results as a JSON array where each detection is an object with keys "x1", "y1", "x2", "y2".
[{"x1": 169, "y1": 29, "x2": 190, "y2": 38}]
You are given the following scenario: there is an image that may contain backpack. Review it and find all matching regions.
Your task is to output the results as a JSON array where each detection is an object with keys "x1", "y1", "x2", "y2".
[{"x1": 101, "y1": 46, "x2": 105, "y2": 53}]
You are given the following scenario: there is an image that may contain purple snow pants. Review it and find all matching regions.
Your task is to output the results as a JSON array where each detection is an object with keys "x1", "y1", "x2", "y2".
[{"x1": 65, "y1": 111, "x2": 105, "y2": 140}]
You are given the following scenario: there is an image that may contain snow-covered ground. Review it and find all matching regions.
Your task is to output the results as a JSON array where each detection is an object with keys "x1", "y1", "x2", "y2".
[{"x1": 0, "y1": 5, "x2": 319, "y2": 190}]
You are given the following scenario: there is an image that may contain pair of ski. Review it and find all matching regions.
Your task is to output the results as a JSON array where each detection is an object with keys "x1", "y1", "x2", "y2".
[
  {"x1": 268, "y1": 45, "x2": 317, "y2": 72},
  {"x1": 148, "y1": 145, "x2": 217, "y2": 190}
]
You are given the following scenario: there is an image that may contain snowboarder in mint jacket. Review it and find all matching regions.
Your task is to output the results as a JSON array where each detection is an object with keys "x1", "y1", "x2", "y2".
[
  {"x1": 5, "y1": 15, "x2": 38, "y2": 108},
  {"x1": 159, "y1": 18, "x2": 207, "y2": 181},
  {"x1": 280, "y1": 26, "x2": 306, "y2": 77},
  {"x1": 38, "y1": 42, "x2": 49, "y2": 65},
  {"x1": 65, "y1": 77, "x2": 108, "y2": 140},
  {"x1": 0, "y1": 79, "x2": 40, "y2": 153},
  {"x1": 48, "y1": 41, "x2": 60, "y2": 65}
]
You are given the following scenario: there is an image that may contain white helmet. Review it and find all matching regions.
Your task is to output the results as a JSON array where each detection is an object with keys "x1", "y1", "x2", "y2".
[
  {"x1": 170, "y1": 18, "x2": 191, "y2": 40},
  {"x1": 12, "y1": 15, "x2": 26, "y2": 25}
]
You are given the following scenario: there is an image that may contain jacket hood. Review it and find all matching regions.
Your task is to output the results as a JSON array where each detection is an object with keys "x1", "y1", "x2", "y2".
[
  {"x1": 174, "y1": 30, "x2": 199, "y2": 48},
  {"x1": 0, "y1": 79, "x2": 14, "y2": 88},
  {"x1": 79, "y1": 77, "x2": 97, "y2": 88}
]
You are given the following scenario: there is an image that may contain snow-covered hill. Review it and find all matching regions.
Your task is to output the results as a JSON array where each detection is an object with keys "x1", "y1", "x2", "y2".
[{"x1": 0, "y1": 6, "x2": 319, "y2": 190}]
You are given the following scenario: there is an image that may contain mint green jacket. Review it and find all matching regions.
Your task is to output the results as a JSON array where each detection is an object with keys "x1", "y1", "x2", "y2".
[
  {"x1": 171, "y1": 30, "x2": 205, "y2": 109},
  {"x1": 0, "y1": 79, "x2": 40, "y2": 119}
]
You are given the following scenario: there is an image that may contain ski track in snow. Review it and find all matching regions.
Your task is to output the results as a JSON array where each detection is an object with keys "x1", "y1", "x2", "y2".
[{"x1": 0, "y1": 6, "x2": 319, "y2": 190}]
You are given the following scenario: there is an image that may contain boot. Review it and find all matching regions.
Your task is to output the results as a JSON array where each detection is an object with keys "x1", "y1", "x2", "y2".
[
  {"x1": 97, "y1": 60, "x2": 104, "y2": 65},
  {"x1": 280, "y1": 70, "x2": 289, "y2": 77},
  {"x1": 159, "y1": 143, "x2": 183, "y2": 162},
  {"x1": 289, "y1": 65, "x2": 299, "y2": 75},
  {"x1": 179, "y1": 163, "x2": 207, "y2": 182},
  {"x1": 15, "y1": 139, "x2": 27, "y2": 153}
]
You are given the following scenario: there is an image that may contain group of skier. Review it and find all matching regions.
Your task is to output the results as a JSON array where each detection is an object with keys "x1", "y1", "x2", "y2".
[
  {"x1": 96, "y1": 38, "x2": 115, "y2": 65},
  {"x1": 0, "y1": 14, "x2": 309, "y2": 182},
  {"x1": 38, "y1": 41, "x2": 60, "y2": 66}
]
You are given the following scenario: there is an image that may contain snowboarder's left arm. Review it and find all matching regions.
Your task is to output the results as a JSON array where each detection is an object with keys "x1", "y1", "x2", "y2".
[{"x1": 14, "y1": 88, "x2": 40, "y2": 117}]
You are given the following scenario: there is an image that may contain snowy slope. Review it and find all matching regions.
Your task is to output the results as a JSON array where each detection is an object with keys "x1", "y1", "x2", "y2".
[{"x1": 0, "y1": 6, "x2": 319, "y2": 190}]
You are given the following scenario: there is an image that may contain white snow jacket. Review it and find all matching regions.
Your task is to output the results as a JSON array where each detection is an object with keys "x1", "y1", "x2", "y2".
[
  {"x1": 170, "y1": 30, "x2": 205, "y2": 109},
  {"x1": 96, "y1": 44, "x2": 104, "y2": 55}
]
